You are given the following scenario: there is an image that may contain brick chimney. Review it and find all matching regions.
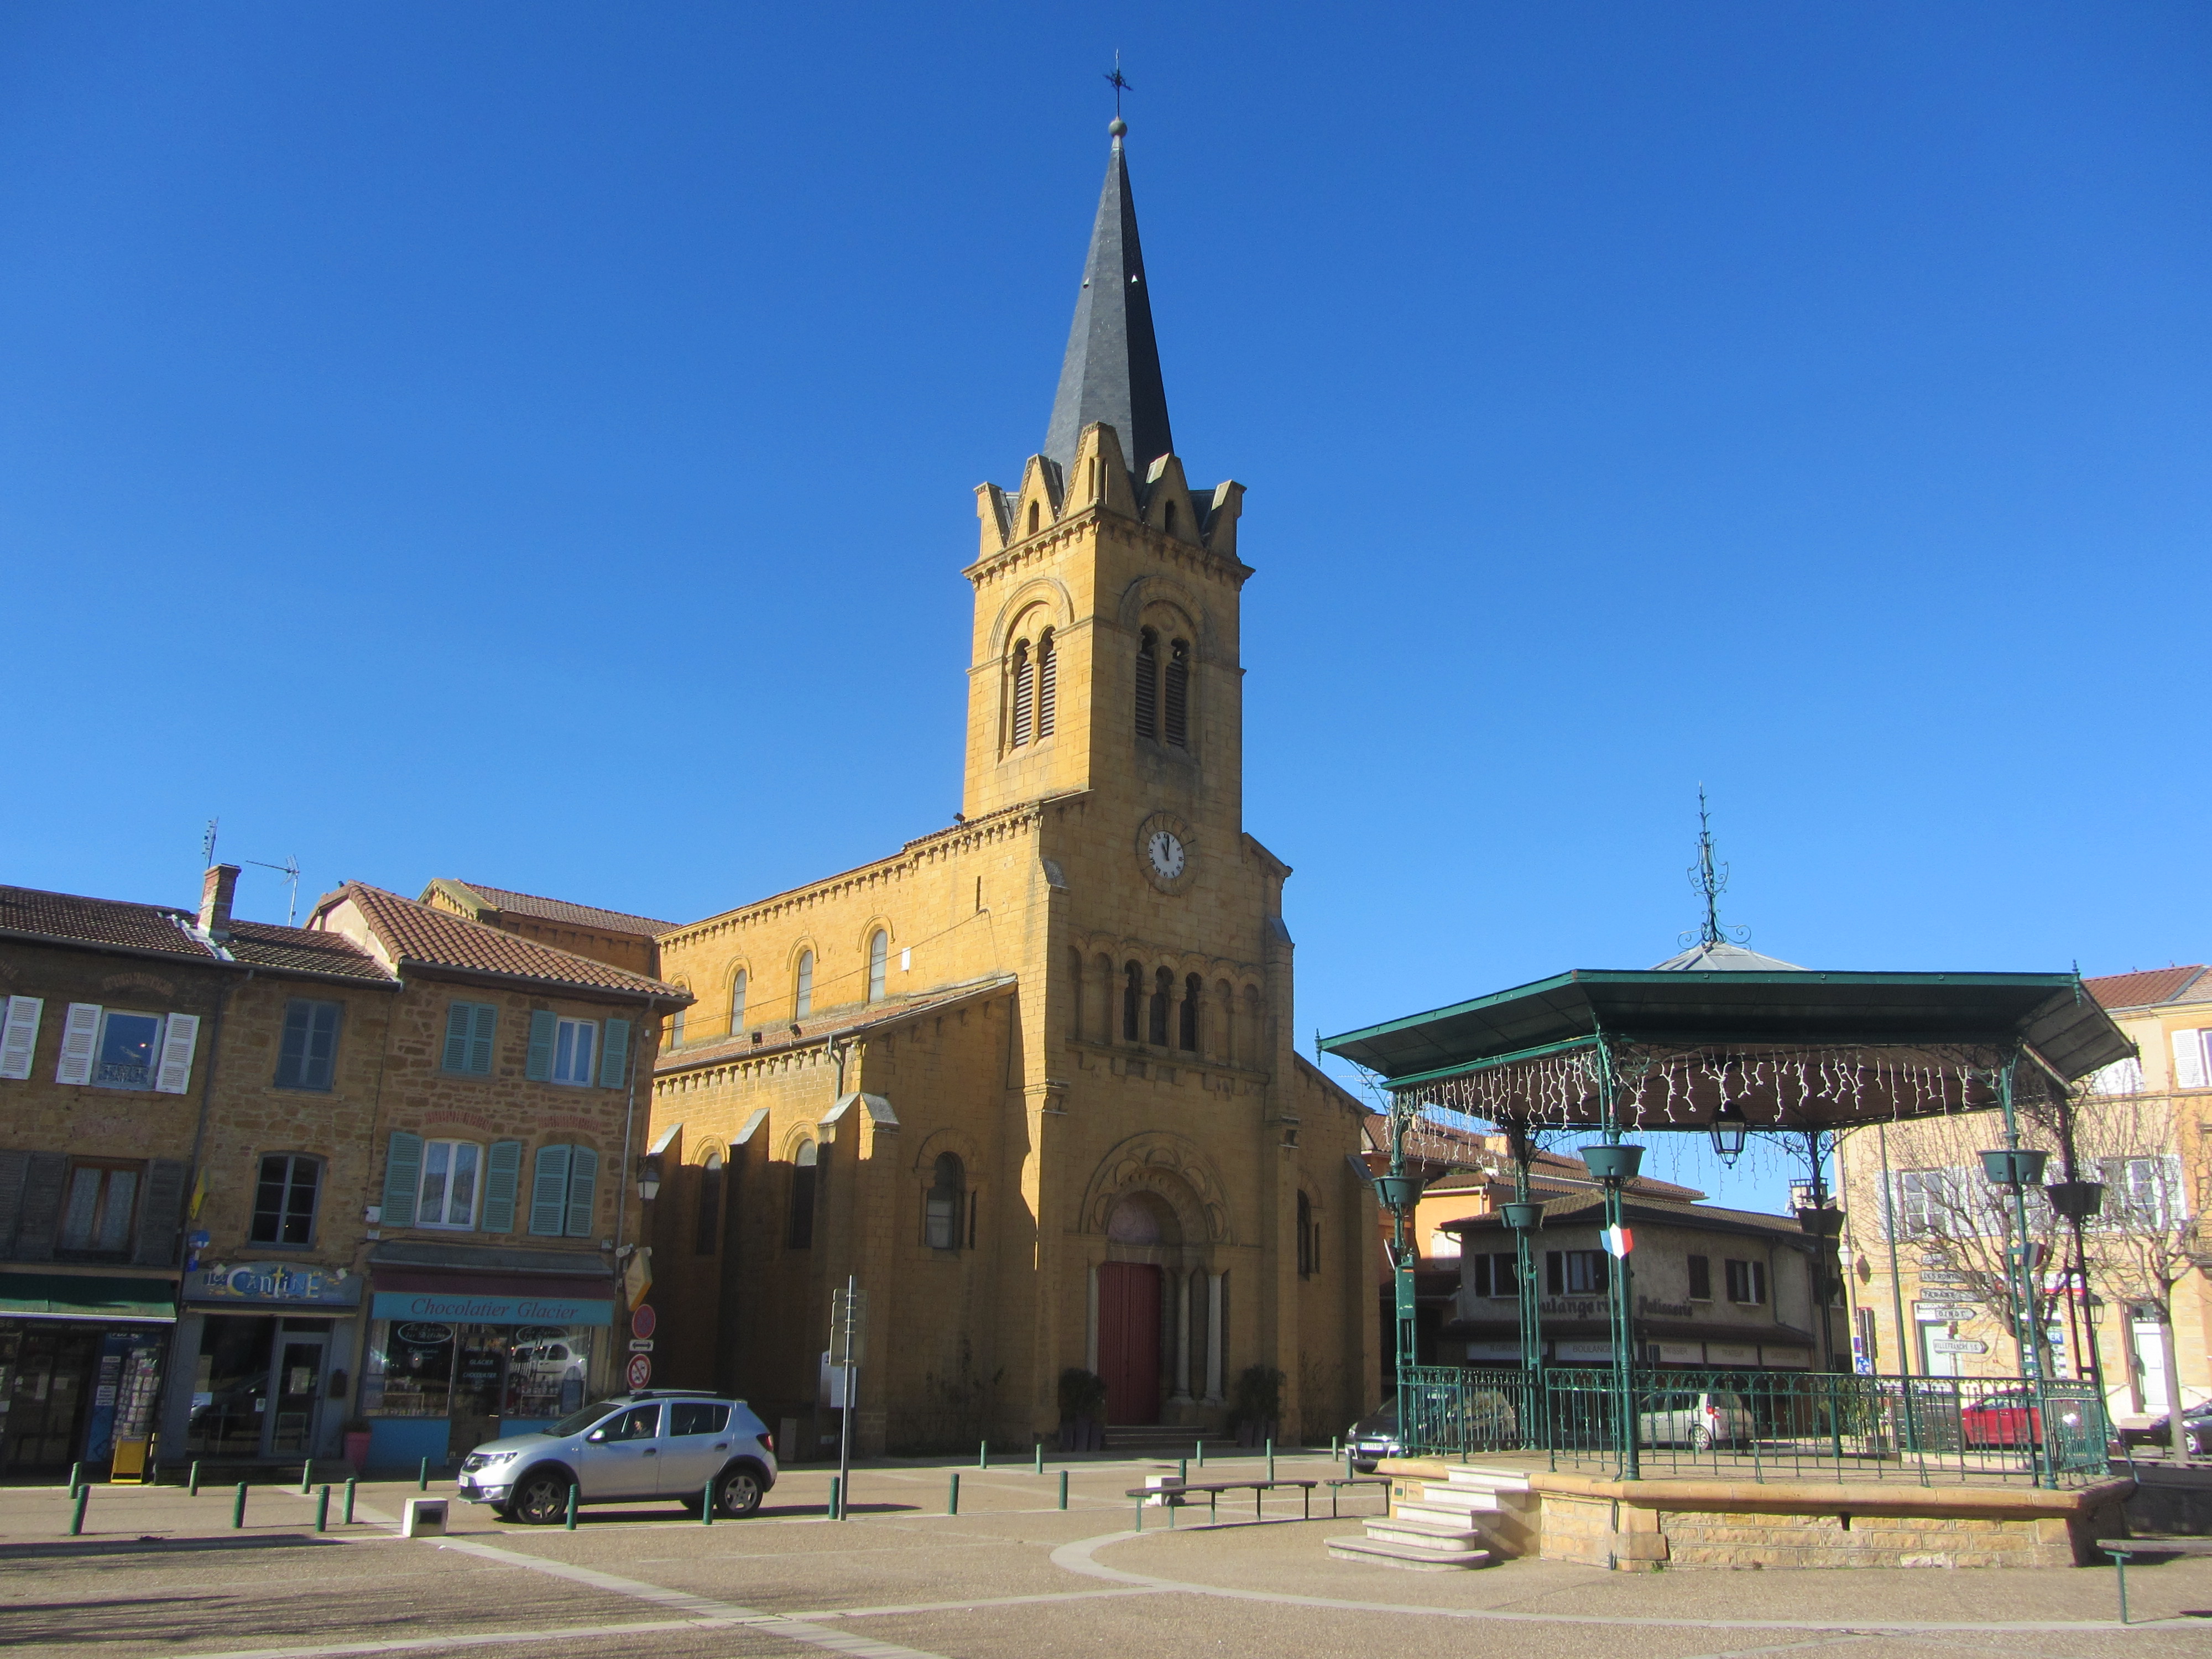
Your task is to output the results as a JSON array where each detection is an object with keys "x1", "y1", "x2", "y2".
[{"x1": 200, "y1": 864, "x2": 240, "y2": 941}]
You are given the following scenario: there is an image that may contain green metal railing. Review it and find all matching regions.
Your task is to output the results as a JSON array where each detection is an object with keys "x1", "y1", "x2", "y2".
[{"x1": 1396, "y1": 1365, "x2": 2111, "y2": 1487}]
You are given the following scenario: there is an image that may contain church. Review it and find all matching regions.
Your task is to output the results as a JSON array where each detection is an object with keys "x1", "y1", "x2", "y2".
[{"x1": 645, "y1": 120, "x2": 1380, "y2": 1454}]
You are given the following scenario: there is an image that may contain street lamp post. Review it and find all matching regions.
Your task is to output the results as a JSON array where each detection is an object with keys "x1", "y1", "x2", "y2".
[{"x1": 1375, "y1": 1097, "x2": 1424, "y2": 1453}]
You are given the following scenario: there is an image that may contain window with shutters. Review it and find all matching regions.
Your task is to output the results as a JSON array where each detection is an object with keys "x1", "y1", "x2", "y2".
[
  {"x1": 925, "y1": 1152, "x2": 964, "y2": 1251},
  {"x1": 1134, "y1": 629, "x2": 1159, "y2": 740},
  {"x1": 1725, "y1": 1258, "x2": 1767, "y2": 1305},
  {"x1": 274, "y1": 1000, "x2": 341, "y2": 1091},
  {"x1": 418, "y1": 1140, "x2": 483, "y2": 1229},
  {"x1": 2168, "y1": 1029, "x2": 2212, "y2": 1090},
  {"x1": 695, "y1": 1150, "x2": 724, "y2": 1255},
  {"x1": 729, "y1": 971, "x2": 747, "y2": 1035},
  {"x1": 867, "y1": 932, "x2": 888, "y2": 1003},
  {"x1": 795, "y1": 952, "x2": 813, "y2": 1020},
  {"x1": 1164, "y1": 639, "x2": 1190, "y2": 748},
  {"x1": 91, "y1": 1010, "x2": 164, "y2": 1090},
  {"x1": 526, "y1": 1142, "x2": 599, "y2": 1237},
  {"x1": 1546, "y1": 1249, "x2": 1608, "y2": 1295},
  {"x1": 1010, "y1": 641, "x2": 1034, "y2": 748},
  {"x1": 58, "y1": 1160, "x2": 140, "y2": 1255},
  {"x1": 1035, "y1": 630, "x2": 1056, "y2": 737},
  {"x1": 551, "y1": 1018, "x2": 597, "y2": 1086},
  {"x1": 441, "y1": 1002, "x2": 498, "y2": 1076},
  {"x1": 249, "y1": 1154, "x2": 322, "y2": 1246},
  {"x1": 788, "y1": 1140, "x2": 818, "y2": 1249},
  {"x1": 1687, "y1": 1254, "x2": 1712, "y2": 1301},
  {"x1": 1470, "y1": 1253, "x2": 1517, "y2": 1297}
]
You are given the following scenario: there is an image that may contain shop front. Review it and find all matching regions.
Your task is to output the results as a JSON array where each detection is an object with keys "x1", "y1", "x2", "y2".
[
  {"x1": 170, "y1": 1261, "x2": 364, "y2": 1466},
  {"x1": 362, "y1": 1254, "x2": 614, "y2": 1473},
  {"x1": 0, "y1": 1271, "x2": 176, "y2": 1478}
]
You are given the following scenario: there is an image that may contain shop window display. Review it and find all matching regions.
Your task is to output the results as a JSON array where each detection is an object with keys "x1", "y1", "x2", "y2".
[{"x1": 362, "y1": 1320, "x2": 594, "y2": 1424}]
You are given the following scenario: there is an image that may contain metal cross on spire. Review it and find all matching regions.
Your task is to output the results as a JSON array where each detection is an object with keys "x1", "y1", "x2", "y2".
[{"x1": 1104, "y1": 53, "x2": 1131, "y2": 118}]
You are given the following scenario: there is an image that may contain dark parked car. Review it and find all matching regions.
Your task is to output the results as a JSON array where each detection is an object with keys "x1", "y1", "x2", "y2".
[{"x1": 2119, "y1": 1401, "x2": 2212, "y2": 1457}]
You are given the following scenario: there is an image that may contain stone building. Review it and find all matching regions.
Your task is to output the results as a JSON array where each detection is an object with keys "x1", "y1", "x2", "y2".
[{"x1": 645, "y1": 122, "x2": 1380, "y2": 1452}]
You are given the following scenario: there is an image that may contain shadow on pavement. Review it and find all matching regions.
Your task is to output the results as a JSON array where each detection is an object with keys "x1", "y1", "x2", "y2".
[{"x1": 0, "y1": 1533, "x2": 336, "y2": 1561}]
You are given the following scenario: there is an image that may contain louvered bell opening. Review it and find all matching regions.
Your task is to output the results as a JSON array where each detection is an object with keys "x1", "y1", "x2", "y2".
[
  {"x1": 1134, "y1": 632, "x2": 1159, "y2": 741},
  {"x1": 1011, "y1": 644, "x2": 1034, "y2": 748},
  {"x1": 1035, "y1": 633, "x2": 1056, "y2": 737},
  {"x1": 1148, "y1": 967, "x2": 1173, "y2": 1046},
  {"x1": 1164, "y1": 641, "x2": 1190, "y2": 749}
]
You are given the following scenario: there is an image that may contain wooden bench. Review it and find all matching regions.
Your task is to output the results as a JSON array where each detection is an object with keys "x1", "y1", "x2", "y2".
[
  {"x1": 1125, "y1": 1478, "x2": 1319, "y2": 1528},
  {"x1": 2092, "y1": 1537, "x2": 2212, "y2": 1624}
]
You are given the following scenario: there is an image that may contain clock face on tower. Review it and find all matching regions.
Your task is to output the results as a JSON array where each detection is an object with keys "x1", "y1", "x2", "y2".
[{"x1": 1135, "y1": 812, "x2": 1196, "y2": 894}]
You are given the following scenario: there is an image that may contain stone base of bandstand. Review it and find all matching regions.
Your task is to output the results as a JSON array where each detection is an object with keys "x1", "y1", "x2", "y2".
[{"x1": 1367, "y1": 1458, "x2": 2134, "y2": 1571}]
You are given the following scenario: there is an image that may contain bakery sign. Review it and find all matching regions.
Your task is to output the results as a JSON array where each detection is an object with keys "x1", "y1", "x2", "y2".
[{"x1": 186, "y1": 1263, "x2": 362, "y2": 1307}]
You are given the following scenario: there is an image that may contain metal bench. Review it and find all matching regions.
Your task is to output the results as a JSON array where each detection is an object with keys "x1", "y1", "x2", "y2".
[
  {"x1": 1322, "y1": 1475, "x2": 1392, "y2": 1517},
  {"x1": 2093, "y1": 1537, "x2": 2212, "y2": 1624},
  {"x1": 1125, "y1": 1478, "x2": 1319, "y2": 1528}
]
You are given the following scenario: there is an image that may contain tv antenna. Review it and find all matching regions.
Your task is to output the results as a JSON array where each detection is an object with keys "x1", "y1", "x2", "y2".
[{"x1": 244, "y1": 857, "x2": 305, "y2": 926}]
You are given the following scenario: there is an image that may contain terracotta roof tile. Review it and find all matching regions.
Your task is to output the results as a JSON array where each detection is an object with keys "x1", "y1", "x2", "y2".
[
  {"x1": 336, "y1": 884, "x2": 685, "y2": 999},
  {"x1": 2086, "y1": 966, "x2": 2208, "y2": 1011},
  {"x1": 225, "y1": 919, "x2": 393, "y2": 983},
  {"x1": 450, "y1": 882, "x2": 676, "y2": 937},
  {"x1": 0, "y1": 885, "x2": 212, "y2": 959}
]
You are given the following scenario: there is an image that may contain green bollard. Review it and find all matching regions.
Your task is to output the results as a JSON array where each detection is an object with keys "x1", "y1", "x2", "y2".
[
  {"x1": 344, "y1": 1479, "x2": 357, "y2": 1525},
  {"x1": 67, "y1": 1461, "x2": 84, "y2": 1497},
  {"x1": 1178, "y1": 1456, "x2": 1187, "y2": 1484},
  {"x1": 232, "y1": 1483, "x2": 248, "y2": 1530},
  {"x1": 828, "y1": 1476, "x2": 841, "y2": 1520},
  {"x1": 315, "y1": 1486, "x2": 330, "y2": 1532},
  {"x1": 302, "y1": 1462, "x2": 314, "y2": 1495},
  {"x1": 188, "y1": 1460, "x2": 201, "y2": 1498},
  {"x1": 947, "y1": 1472, "x2": 959, "y2": 1515},
  {"x1": 978, "y1": 1439, "x2": 988, "y2": 1470},
  {"x1": 1267, "y1": 1438, "x2": 1275, "y2": 1482},
  {"x1": 564, "y1": 1483, "x2": 578, "y2": 1530},
  {"x1": 1034, "y1": 1441, "x2": 1043, "y2": 1475},
  {"x1": 701, "y1": 1480, "x2": 714, "y2": 1525},
  {"x1": 68, "y1": 1485, "x2": 88, "y2": 1536},
  {"x1": 417, "y1": 1457, "x2": 429, "y2": 1491},
  {"x1": 1195, "y1": 1439, "x2": 1205, "y2": 1469},
  {"x1": 1058, "y1": 1468, "x2": 1068, "y2": 1510}
]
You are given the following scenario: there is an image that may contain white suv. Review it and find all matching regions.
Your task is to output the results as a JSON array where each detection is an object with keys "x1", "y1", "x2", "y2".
[{"x1": 457, "y1": 1391, "x2": 778, "y2": 1524}]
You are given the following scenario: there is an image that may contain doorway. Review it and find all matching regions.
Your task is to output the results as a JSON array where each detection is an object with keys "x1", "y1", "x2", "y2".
[
  {"x1": 0, "y1": 1324, "x2": 101, "y2": 1473},
  {"x1": 1098, "y1": 1262, "x2": 1162, "y2": 1425},
  {"x1": 447, "y1": 1328, "x2": 507, "y2": 1462},
  {"x1": 186, "y1": 1317, "x2": 331, "y2": 1459}
]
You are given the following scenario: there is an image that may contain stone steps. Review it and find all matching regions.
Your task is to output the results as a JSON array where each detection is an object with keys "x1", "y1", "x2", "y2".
[
  {"x1": 1327, "y1": 1532, "x2": 1493, "y2": 1571},
  {"x1": 1364, "y1": 1514, "x2": 1489, "y2": 1550}
]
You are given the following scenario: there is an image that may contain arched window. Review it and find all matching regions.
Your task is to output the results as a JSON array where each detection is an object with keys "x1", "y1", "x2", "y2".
[
  {"x1": 1134, "y1": 629, "x2": 1159, "y2": 741},
  {"x1": 925, "y1": 1152, "x2": 964, "y2": 1250},
  {"x1": 794, "y1": 951, "x2": 813, "y2": 1020},
  {"x1": 728, "y1": 970, "x2": 747, "y2": 1035},
  {"x1": 1010, "y1": 641, "x2": 1034, "y2": 747},
  {"x1": 1297, "y1": 1190, "x2": 1316, "y2": 1277},
  {"x1": 1035, "y1": 630, "x2": 1056, "y2": 738},
  {"x1": 668, "y1": 1007, "x2": 686, "y2": 1046},
  {"x1": 1149, "y1": 967, "x2": 1172, "y2": 1046},
  {"x1": 1164, "y1": 639, "x2": 1190, "y2": 749},
  {"x1": 788, "y1": 1140, "x2": 817, "y2": 1249},
  {"x1": 1067, "y1": 948, "x2": 1084, "y2": 1040},
  {"x1": 1179, "y1": 973, "x2": 1201, "y2": 1052},
  {"x1": 1162, "y1": 499, "x2": 1177, "y2": 536},
  {"x1": 695, "y1": 1150, "x2": 724, "y2": 1256},
  {"x1": 867, "y1": 931, "x2": 888, "y2": 1002},
  {"x1": 1027, "y1": 499, "x2": 1041, "y2": 535},
  {"x1": 1123, "y1": 962, "x2": 1143, "y2": 1042}
]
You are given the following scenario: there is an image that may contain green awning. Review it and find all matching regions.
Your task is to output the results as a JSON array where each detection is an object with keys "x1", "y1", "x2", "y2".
[{"x1": 0, "y1": 1273, "x2": 178, "y2": 1321}]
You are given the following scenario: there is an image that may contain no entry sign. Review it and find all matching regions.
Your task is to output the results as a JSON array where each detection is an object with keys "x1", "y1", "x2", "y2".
[{"x1": 626, "y1": 1353, "x2": 652, "y2": 1389}]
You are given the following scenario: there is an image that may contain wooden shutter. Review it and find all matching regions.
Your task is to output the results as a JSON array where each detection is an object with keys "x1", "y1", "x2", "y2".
[
  {"x1": 154, "y1": 1014, "x2": 200, "y2": 1095},
  {"x1": 2172, "y1": 1030, "x2": 2207, "y2": 1090},
  {"x1": 1134, "y1": 635, "x2": 1158, "y2": 739},
  {"x1": 132, "y1": 1159, "x2": 187, "y2": 1266},
  {"x1": 0, "y1": 1149, "x2": 28, "y2": 1251},
  {"x1": 1011, "y1": 645, "x2": 1034, "y2": 746},
  {"x1": 55, "y1": 1003, "x2": 101, "y2": 1086},
  {"x1": 1545, "y1": 1250, "x2": 1563, "y2": 1295},
  {"x1": 276, "y1": 1000, "x2": 314, "y2": 1088},
  {"x1": 442, "y1": 1003, "x2": 473, "y2": 1072},
  {"x1": 481, "y1": 1140, "x2": 523, "y2": 1233},
  {"x1": 565, "y1": 1147, "x2": 599, "y2": 1237},
  {"x1": 307, "y1": 1000, "x2": 341, "y2": 1087},
  {"x1": 1036, "y1": 635, "x2": 1056, "y2": 737},
  {"x1": 468, "y1": 1003, "x2": 498, "y2": 1074},
  {"x1": 525, "y1": 1010, "x2": 557, "y2": 1081},
  {"x1": 13, "y1": 1152, "x2": 69, "y2": 1261},
  {"x1": 0, "y1": 997, "x2": 41, "y2": 1081},
  {"x1": 1164, "y1": 643, "x2": 1189, "y2": 748},
  {"x1": 529, "y1": 1144, "x2": 572, "y2": 1236},
  {"x1": 598, "y1": 1018, "x2": 630, "y2": 1088},
  {"x1": 382, "y1": 1131, "x2": 424, "y2": 1229}
]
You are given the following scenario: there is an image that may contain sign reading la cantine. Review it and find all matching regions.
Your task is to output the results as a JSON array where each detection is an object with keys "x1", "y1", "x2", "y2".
[{"x1": 186, "y1": 1264, "x2": 362, "y2": 1307}]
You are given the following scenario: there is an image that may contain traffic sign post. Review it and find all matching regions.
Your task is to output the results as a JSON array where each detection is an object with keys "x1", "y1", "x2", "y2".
[
  {"x1": 626, "y1": 1353, "x2": 652, "y2": 1390},
  {"x1": 830, "y1": 1279, "x2": 865, "y2": 1520}
]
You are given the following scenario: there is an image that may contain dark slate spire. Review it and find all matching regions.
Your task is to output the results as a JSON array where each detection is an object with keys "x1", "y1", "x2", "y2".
[{"x1": 1044, "y1": 119, "x2": 1173, "y2": 478}]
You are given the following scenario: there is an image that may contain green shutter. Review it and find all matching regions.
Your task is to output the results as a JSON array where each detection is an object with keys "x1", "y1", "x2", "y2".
[
  {"x1": 598, "y1": 1018, "x2": 630, "y2": 1088},
  {"x1": 468, "y1": 1003, "x2": 498, "y2": 1074},
  {"x1": 442, "y1": 1004, "x2": 473, "y2": 1072},
  {"x1": 528, "y1": 1144, "x2": 571, "y2": 1236},
  {"x1": 525, "y1": 1010, "x2": 557, "y2": 1082},
  {"x1": 565, "y1": 1147, "x2": 599, "y2": 1238},
  {"x1": 382, "y1": 1132, "x2": 424, "y2": 1228},
  {"x1": 481, "y1": 1140, "x2": 523, "y2": 1233}
]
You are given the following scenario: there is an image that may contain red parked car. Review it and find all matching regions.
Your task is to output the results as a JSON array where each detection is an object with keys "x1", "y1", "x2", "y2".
[{"x1": 1959, "y1": 1387, "x2": 2084, "y2": 1449}]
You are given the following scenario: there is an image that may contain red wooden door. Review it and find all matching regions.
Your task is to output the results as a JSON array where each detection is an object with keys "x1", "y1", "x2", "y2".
[{"x1": 1098, "y1": 1262, "x2": 1162, "y2": 1425}]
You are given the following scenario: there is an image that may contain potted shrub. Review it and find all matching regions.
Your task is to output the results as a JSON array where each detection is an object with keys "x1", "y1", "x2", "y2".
[
  {"x1": 342, "y1": 1418, "x2": 373, "y2": 1473},
  {"x1": 1057, "y1": 1368, "x2": 1107, "y2": 1452},
  {"x1": 1227, "y1": 1365, "x2": 1282, "y2": 1449}
]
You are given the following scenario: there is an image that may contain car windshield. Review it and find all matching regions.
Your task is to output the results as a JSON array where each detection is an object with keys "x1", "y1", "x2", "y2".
[{"x1": 551, "y1": 1400, "x2": 627, "y2": 1438}]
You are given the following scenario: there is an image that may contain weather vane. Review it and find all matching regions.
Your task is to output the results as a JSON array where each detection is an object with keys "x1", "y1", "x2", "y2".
[
  {"x1": 1684, "y1": 785, "x2": 1749, "y2": 948},
  {"x1": 1104, "y1": 52, "x2": 1131, "y2": 118}
]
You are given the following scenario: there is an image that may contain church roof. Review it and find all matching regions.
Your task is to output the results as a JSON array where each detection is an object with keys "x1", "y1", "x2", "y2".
[
  {"x1": 654, "y1": 973, "x2": 1018, "y2": 1076},
  {"x1": 1043, "y1": 122, "x2": 1173, "y2": 479}
]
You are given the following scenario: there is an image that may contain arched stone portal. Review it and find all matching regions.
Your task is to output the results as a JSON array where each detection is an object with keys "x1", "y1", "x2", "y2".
[{"x1": 1097, "y1": 1192, "x2": 1178, "y2": 1423}]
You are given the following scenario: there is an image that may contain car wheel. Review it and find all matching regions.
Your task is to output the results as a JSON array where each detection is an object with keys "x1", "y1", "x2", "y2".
[
  {"x1": 507, "y1": 1469, "x2": 572, "y2": 1526},
  {"x1": 1690, "y1": 1425, "x2": 1712, "y2": 1453},
  {"x1": 713, "y1": 1466, "x2": 764, "y2": 1518}
]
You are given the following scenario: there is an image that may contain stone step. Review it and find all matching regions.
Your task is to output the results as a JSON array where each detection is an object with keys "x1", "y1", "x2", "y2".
[
  {"x1": 1445, "y1": 1467, "x2": 1533, "y2": 1493},
  {"x1": 1396, "y1": 1498, "x2": 1503, "y2": 1527},
  {"x1": 1327, "y1": 1533, "x2": 1493, "y2": 1572},
  {"x1": 1365, "y1": 1515, "x2": 1487, "y2": 1550}
]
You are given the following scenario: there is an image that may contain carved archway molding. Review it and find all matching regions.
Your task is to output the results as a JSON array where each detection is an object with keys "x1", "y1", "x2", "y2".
[{"x1": 1080, "y1": 1130, "x2": 1232, "y2": 1246}]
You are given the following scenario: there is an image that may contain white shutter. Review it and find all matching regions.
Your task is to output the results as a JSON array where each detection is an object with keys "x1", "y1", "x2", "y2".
[
  {"x1": 0, "y1": 998, "x2": 41, "y2": 1081},
  {"x1": 154, "y1": 1014, "x2": 200, "y2": 1094},
  {"x1": 2171, "y1": 1029, "x2": 2207, "y2": 1090},
  {"x1": 55, "y1": 1003, "x2": 101, "y2": 1086}
]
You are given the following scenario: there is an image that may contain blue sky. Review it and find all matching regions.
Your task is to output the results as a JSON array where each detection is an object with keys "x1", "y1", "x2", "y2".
[{"x1": 4, "y1": 4, "x2": 2205, "y2": 1207}]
